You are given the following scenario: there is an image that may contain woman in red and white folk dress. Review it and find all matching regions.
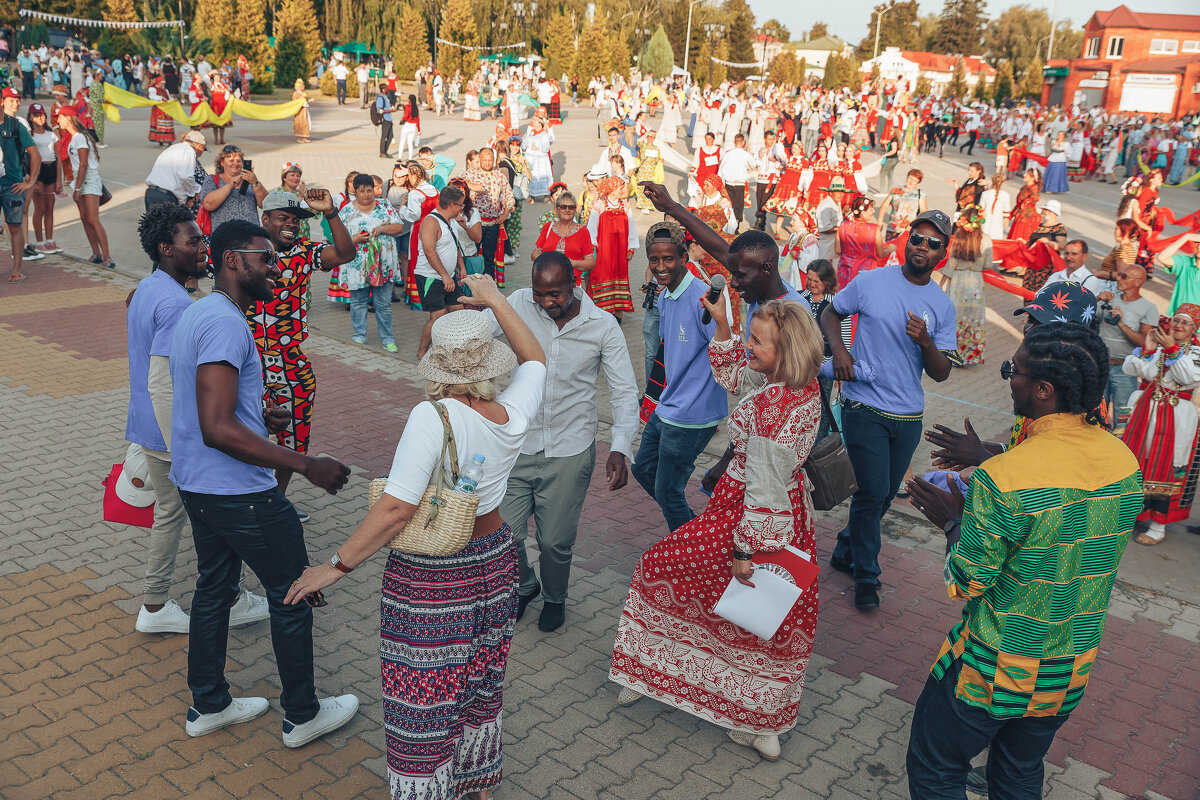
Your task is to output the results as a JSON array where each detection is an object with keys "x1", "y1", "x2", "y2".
[
  {"x1": 586, "y1": 176, "x2": 638, "y2": 319},
  {"x1": 610, "y1": 297, "x2": 823, "y2": 763}
]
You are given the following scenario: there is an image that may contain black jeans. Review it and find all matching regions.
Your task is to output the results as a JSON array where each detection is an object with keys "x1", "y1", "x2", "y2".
[
  {"x1": 832, "y1": 402, "x2": 922, "y2": 588},
  {"x1": 179, "y1": 487, "x2": 320, "y2": 725},
  {"x1": 724, "y1": 182, "x2": 745, "y2": 226},
  {"x1": 907, "y1": 660, "x2": 1068, "y2": 800},
  {"x1": 21, "y1": 71, "x2": 34, "y2": 98},
  {"x1": 959, "y1": 131, "x2": 978, "y2": 155},
  {"x1": 480, "y1": 222, "x2": 501, "y2": 278},
  {"x1": 379, "y1": 120, "x2": 393, "y2": 155}
]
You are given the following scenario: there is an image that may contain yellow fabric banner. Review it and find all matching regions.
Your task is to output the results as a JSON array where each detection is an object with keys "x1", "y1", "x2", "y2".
[{"x1": 101, "y1": 83, "x2": 306, "y2": 127}]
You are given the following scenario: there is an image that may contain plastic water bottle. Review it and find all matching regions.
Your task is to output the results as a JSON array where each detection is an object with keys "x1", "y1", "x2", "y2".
[{"x1": 455, "y1": 454, "x2": 486, "y2": 494}]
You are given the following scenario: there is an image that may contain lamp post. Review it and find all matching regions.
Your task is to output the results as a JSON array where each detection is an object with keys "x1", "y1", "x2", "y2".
[
  {"x1": 513, "y1": 1, "x2": 537, "y2": 53},
  {"x1": 682, "y1": 0, "x2": 705, "y2": 76},
  {"x1": 634, "y1": 24, "x2": 653, "y2": 73},
  {"x1": 703, "y1": 22, "x2": 725, "y2": 85},
  {"x1": 759, "y1": 22, "x2": 779, "y2": 79},
  {"x1": 872, "y1": 2, "x2": 894, "y2": 60}
]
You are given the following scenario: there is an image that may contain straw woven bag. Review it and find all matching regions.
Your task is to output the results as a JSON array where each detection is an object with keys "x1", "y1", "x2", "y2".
[{"x1": 367, "y1": 402, "x2": 477, "y2": 556}]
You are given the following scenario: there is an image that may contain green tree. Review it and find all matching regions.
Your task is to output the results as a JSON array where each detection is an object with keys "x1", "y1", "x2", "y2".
[
  {"x1": 195, "y1": 0, "x2": 237, "y2": 56},
  {"x1": 992, "y1": 59, "x2": 1013, "y2": 101},
  {"x1": 821, "y1": 53, "x2": 841, "y2": 89},
  {"x1": 768, "y1": 51, "x2": 799, "y2": 85},
  {"x1": 438, "y1": 0, "x2": 478, "y2": 76},
  {"x1": 722, "y1": 0, "x2": 756, "y2": 79},
  {"x1": 236, "y1": 0, "x2": 273, "y2": 92},
  {"x1": 914, "y1": 74, "x2": 930, "y2": 95},
  {"x1": 1049, "y1": 19, "x2": 1084, "y2": 61},
  {"x1": 391, "y1": 2, "x2": 431, "y2": 79},
  {"x1": 947, "y1": 60, "x2": 967, "y2": 98},
  {"x1": 984, "y1": 5, "x2": 1080, "y2": 83},
  {"x1": 761, "y1": 18, "x2": 790, "y2": 43},
  {"x1": 798, "y1": 56, "x2": 807, "y2": 83},
  {"x1": 807, "y1": 21, "x2": 828, "y2": 41},
  {"x1": 274, "y1": 31, "x2": 308, "y2": 87},
  {"x1": 543, "y1": 10, "x2": 577, "y2": 78},
  {"x1": 98, "y1": 0, "x2": 138, "y2": 56},
  {"x1": 275, "y1": 0, "x2": 322, "y2": 69},
  {"x1": 641, "y1": 25, "x2": 674, "y2": 78},
  {"x1": 323, "y1": 0, "x2": 360, "y2": 45},
  {"x1": 929, "y1": 0, "x2": 987, "y2": 55},
  {"x1": 700, "y1": 36, "x2": 728, "y2": 85},
  {"x1": 574, "y1": 17, "x2": 611, "y2": 80},
  {"x1": 1018, "y1": 55, "x2": 1043, "y2": 98},
  {"x1": 869, "y1": 60, "x2": 881, "y2": 82},
  {"x1": 857, "y1": 0, "x2": 921, "y2": 58}
]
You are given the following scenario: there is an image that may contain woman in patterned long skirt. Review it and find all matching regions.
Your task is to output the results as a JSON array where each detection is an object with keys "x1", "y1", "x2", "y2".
[
  {"x1": 285, "y1": 285, "x2": 547, "y2": 800},
  {"x1": 610, "y1": 298, "x2": 823, "y2": 763},
  {"x1": 941, "y1": 205, "x2": 991, "y2": 365},
  {"x1": 585, "y1": 176, "x2": 638, "y2": 319}
]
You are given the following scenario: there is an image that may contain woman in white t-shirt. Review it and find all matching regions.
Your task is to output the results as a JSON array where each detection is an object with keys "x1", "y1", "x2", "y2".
[
  {"x1": 57, "y1": 106, "x2": 113, "y2": 268},
  {"x1": 27, "y1": 104, "x2": 62, "y2": 255},
  {"x1": 286, "y1": 276, "x2": 545, "y2": 800}
]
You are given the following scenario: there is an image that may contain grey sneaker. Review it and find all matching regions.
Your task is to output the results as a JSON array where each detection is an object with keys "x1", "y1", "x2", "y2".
[
  {"x1": 185, "y1": 696, "x2": 269, "y2": 737},
  {"x1": 282, "y1": 694, "x2": 360, "y2": 748}
]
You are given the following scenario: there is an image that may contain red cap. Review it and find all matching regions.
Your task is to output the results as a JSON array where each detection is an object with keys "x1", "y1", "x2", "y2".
[{"x1": 1, "y1": 88, "x2": 20, "y2": 99}]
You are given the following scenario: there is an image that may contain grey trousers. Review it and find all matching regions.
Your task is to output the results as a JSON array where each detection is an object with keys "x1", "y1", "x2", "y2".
[
  {"x1": 141, "y1": 447, "x2": 189, "y2": 604},
  {"x1": 500, "y1": 444, "x2": 596, "y2": 604}
]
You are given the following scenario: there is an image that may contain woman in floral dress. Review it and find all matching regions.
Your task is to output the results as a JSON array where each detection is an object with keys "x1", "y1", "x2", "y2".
[
  {"x1": 941, "y1": 204, "x2": 991, "y2": 365},
  {"x1": 763, "y1": 141, "x2": 807, "y2": 240},
  {"x1": 632, "y1": 129, "x2": 665, "y2": 212},
  {"x1": 611, "y1": 297, "x2": 823, "y2": 763}
]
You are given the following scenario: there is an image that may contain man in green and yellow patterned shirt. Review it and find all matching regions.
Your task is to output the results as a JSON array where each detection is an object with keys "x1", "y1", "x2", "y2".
[{"x1": 905, "y1": 323, "x2": 1143, "y2": 799}]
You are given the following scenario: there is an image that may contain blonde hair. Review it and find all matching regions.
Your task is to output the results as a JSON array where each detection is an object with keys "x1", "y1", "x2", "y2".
[
  {"x1": 748, "y1": 299, "x2": 822, "y2": 390},
  {"x1": 425, "y1": 380, "x2": 499, "y2": 402}
]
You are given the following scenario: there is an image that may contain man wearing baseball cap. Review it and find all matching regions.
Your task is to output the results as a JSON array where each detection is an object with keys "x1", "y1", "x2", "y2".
[
  {"x1": 144, "y1": 130, "x2": 208, "y2": 211},
  {"x1": 820, "y1": 208, "x2": 960, "y2": 610},
  {"x1": 0, "y1": 86, "x2": 40, "y2": 283},
  {"x1": 248, "y1": 189, "x2": 356, "y2": 515}
]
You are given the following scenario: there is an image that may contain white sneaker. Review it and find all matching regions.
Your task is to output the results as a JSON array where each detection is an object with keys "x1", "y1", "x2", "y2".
[
  {"x1": 282, "y1": 694, "x2": 360, "y2": 748},
  {"x1": 136, "y1": 599, "x2": 191, "y2": 634},
  {"x1": 616, "y1": 687, "x2": 642, "y2": 706},
  {"x1": 229, "y1": 589, "x2": 271, "y2": 627},
  {"x1": 727, "y1": 729, "x2": 781, "y2": 761},
  {"x1": 185, "y1": 696, "x2": 270, "y2": 737}
]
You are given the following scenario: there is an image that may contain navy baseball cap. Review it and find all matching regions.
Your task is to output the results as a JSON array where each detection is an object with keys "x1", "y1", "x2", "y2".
[
  {"x1": 912, "y1": 209, "x2": 953, "y2": 239},
  {"x1": 1014, "y1": 281, "x2": 1097, "y2": 325}
]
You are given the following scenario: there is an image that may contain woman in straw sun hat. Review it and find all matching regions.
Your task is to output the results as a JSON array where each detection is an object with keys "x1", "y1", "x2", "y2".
[{"x1": 285, "y1": 271, "x2": 547, "y2": 800}]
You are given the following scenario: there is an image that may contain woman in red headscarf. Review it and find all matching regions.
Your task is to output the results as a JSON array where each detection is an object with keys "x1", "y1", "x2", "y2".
[
  {"x1": 693, "y1": 175, "x2": 742, "y2": 334},
  {"x1": 1122, "y1": 303, "x2": 1200, "y2": 545},
  {"x1": 586, "y1": 176, "x2": 637, "y2": 319},
  {"x1": 146, "y1": 74, "x2": 175, "y2": 145}
]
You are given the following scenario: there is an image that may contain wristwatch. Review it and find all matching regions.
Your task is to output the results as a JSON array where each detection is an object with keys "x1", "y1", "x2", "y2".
[{"x1": 329, "y1": 551, "x2": 353, "y2": 574}]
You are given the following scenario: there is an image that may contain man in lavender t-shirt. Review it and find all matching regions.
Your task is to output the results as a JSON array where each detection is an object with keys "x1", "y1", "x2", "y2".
[{"x1": 820, "y1": 210, "x2": 960, "y2": 611}]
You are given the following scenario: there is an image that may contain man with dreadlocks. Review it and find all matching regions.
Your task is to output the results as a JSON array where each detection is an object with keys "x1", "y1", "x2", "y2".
[{"x1": 904, "y1": 323, "x2": 1142, "y2": 799}]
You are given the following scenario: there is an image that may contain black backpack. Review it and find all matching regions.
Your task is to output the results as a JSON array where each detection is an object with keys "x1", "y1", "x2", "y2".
[{"x1": 369, "y1": 98, "x2": 382, "y2": 126}]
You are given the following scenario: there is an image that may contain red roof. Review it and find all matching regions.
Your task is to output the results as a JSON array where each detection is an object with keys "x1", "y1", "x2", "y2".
[
  {"x1": 1086, "y1": 4, "x2": 1200, "y2": 33},
  {"x1": 898, "y1": 51, "x2": 996, "y2": 76}
]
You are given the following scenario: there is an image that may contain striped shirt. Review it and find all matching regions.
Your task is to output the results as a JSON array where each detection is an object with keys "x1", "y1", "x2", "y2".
[{"x1": 932, "y1": 413, "x2": 1142, "y2": 718}]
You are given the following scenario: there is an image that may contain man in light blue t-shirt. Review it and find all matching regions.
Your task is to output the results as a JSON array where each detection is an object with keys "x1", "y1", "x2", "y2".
[
  {"x1": 169, "y1": 219, "x2": 358, "y2": 748},
  {"x1": 821, "y1": 209, "x2": 959, "y2": 611},
  {"x1": 632, "y1": 221, "x2": 727, "y2": 531}
]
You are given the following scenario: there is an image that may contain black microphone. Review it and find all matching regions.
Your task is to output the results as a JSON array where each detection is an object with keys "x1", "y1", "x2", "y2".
[{"x1": 700, "y1": 274, "x2": 726, "y2": 325}]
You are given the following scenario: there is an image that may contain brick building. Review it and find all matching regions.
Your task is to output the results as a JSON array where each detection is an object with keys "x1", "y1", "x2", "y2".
[
  {"x1": 1041, "y1": 4, "x2": 1200, "y2": 116},
  {"x1": 859, "y1": 47, "x2": 996, "y2": 97}
]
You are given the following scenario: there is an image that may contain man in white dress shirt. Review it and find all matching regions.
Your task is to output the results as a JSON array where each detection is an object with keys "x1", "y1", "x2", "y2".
[
  {"x1": 718, "y1": 133, "x2": 755, "y2": 230},
  {"x1": 491, "y1": 251, "x2": 640, "y2": 633},
  {"x1": 144, "y1": 131, "x2": 208, "y2": 211},
  {"x1": 754, "y1": 129, "x2": 787, "y2": 231}
]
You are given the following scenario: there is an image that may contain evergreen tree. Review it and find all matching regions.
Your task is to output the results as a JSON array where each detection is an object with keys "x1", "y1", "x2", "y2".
[
  {"x1": 914, "y1": 74, "x2": 931, "y2": 96},
  {"x1": 856, "y1": 0, "x2": 920, "y2": 57},
  {"x1": 543, "y1": 10, "x2": 576, "y2": 78},
  {"x1": 798, "y1": 57, "x2": 807, "y2": 84},
  {"x1": 438, "y1": 0, "x2": 478, "y2": 76},
  {"x1": 195, "y1": 0, "x2": 238, "y2": 56},
  {"x1": 929, "y1": 0, "x2": 987, "y2": 55},
  {"x1": 274, "y1": 31, "x2": 308, "y2": 87},
  {"x1": 573, "y1": 18, "x2": 610, "y2": 82},
  {"x1": 392, "y1": 2, "x2": 431, "y2": 79},
  {"x1": 275, "y1": 0, "x2": 322, "y2": 69},
  {"x1": 993, "y1": 59, "x2": 1013, "y2": 101},
  {"x1": 869, "y1": 61, "x2": 881, "y2": 83},
  {"x1": 722, "y1": 0, "x2": 755, "y2": 79},
  {"x1": 700, "y1": 36, "x2": 727, "y2": 85},
  {"x1": 761, "y1": 18, "x2": 790, "y2": 42},
  {"x1": 236, "y1": 0, "x2": 273, "y2": 91},
  {"x1": 807, "y1": 21, "x2": 828, "y2": 41},
  {"x1": 100, "y1": 0, "x2": 138, "y2": 56},
  {"x1": 641, "y1": 25, "x2": 674, "y2": 78},
  {"x1": 767, "y1": 51, "x2": 799, "y2": 86},
  {"x1": 821, "y1": 53, "x2": 841, "y2": 89},
  {"x1": 947, "y1": 60, "x2": 967, "y2": 98}
]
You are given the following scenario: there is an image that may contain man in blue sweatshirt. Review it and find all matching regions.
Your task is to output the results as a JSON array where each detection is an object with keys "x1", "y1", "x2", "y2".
[{"x1": 632, "y1": 221, "x2": 728, "y2": 531}]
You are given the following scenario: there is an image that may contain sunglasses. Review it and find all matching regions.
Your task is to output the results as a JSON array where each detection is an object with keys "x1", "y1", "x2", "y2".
[
  {"x1": 304, "y1": 590, "x2": 328, "y2": 608},
  {"x1": 908, "y1": 233, "x2": 945, "y2": 251},
  {"x1": 999, "y1": 359, "x2": 1045, "y2": 382},
  {"x1": 221, "y1": 144, "x2": 242, "y2": 153},
  {"x1": 229, "y1": 248, "x2": 279, "y2": 267},
  {"x1": 557, "y1": 203, "x2": 577, "y2": 210}
]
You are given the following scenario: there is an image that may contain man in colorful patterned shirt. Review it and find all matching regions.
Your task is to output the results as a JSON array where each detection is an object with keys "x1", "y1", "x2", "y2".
[
  {"x1": 251, "y1": 190, "x2": 355, "y2": 506},
  {"x1": 905, "y1": 322, "x2": 1142, "y2": 799}
]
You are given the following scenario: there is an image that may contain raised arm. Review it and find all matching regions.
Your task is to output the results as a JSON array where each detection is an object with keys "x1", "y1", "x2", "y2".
[
  {"x1": 638, "y1": 181, "x2": 729, "y2": 266},
  {"x1": 458, "y1": 275, "x2": 545, "y2": 365}
]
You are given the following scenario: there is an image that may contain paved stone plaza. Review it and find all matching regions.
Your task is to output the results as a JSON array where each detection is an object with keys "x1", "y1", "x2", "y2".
[{"x1": 0, "y1": 95, "x2": 1197, "y2": 799}]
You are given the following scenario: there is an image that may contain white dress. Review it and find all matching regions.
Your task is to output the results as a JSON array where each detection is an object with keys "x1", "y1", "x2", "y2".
[
  {"x1": 1124, "y1": 346, "x2": 1200, "y2": 469},
  {"x1": 523, "y1": 128, "x2": 555, "y2": 197},
  {"x1": 979, "y1": 189, "x2": 1013, "y2": 242},
  {"x1": 658, "y1": 94, "x2": 681, "y2": 145}
]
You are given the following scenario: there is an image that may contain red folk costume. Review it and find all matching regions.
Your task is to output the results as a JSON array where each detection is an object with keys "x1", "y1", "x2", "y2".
[
  {"x1": 586, "y1": 177, "x2": 635, "y2": 314},
  {"x1": 405, "y1": 184, "x2": 441, "y2": 307},
  {"x1": 147, "y1": 76, "x2": 175, "y2": 144},
  {"x1": 763, "y1": 153, "x2": 807, "y2": 216},
  {"x1": 693, "y1": 144, "x2": 721, "y2": 191},
  {"x1": 806, "y1": 157, "x2": 838, "y2": 208},
  {"x1": 1007, "y1": 184, "x2": 1041, "y2": 243},
  {"x1": 693, "y1": 176, "x2": 742, "y2": 335},
  {"x1": 534, "y1": 220, "x2": 593, "y2": 286},
  {"x1": 610, "y1": 337, "x2": 821, "y2": 735}
]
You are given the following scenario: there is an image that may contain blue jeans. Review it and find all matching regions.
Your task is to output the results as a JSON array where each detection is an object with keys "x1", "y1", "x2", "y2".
[
  {"x1": 632, "y1": 413, "x2": 717, "y2": 531},
  {"x1": 641, "y1": 289, "x2": 661, "y2": 379},
  {"x1": 336, "y1": 79, "x2": 347, "y2": 104},
  {"x1": 907, "y1": 660, "x2": 1068, "y2": 800},
  {"x1": 350, "y1": 280, "x2": 395, "y2": 346},
  {"x1": 832, "y1": 402, "x2": 923, "y2": 588},
  {"x1": 1108, "y1": 370, "x2": 1139, "y2": 416},
  {"x1": 687, "y1": 112, "x2": 697, "y2": 138},
  {"x1": 179, "y1": 488, "x2": 320, "y2": 724}
]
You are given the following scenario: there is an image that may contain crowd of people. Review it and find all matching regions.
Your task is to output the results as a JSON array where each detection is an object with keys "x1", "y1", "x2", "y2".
[{"x1": 5, "y1": 39, "x2": 1190, "y2": 800}]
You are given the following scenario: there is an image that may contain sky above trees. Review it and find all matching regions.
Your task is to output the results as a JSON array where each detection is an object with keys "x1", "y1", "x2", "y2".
[{"x1": 748, "y1": 0, "x2": 1197, "y2": 45}]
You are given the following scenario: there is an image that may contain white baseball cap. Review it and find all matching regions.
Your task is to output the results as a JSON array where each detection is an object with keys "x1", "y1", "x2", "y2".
[{"x1": 115, "y1": 444, "x2": 156, "y2": 508}]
